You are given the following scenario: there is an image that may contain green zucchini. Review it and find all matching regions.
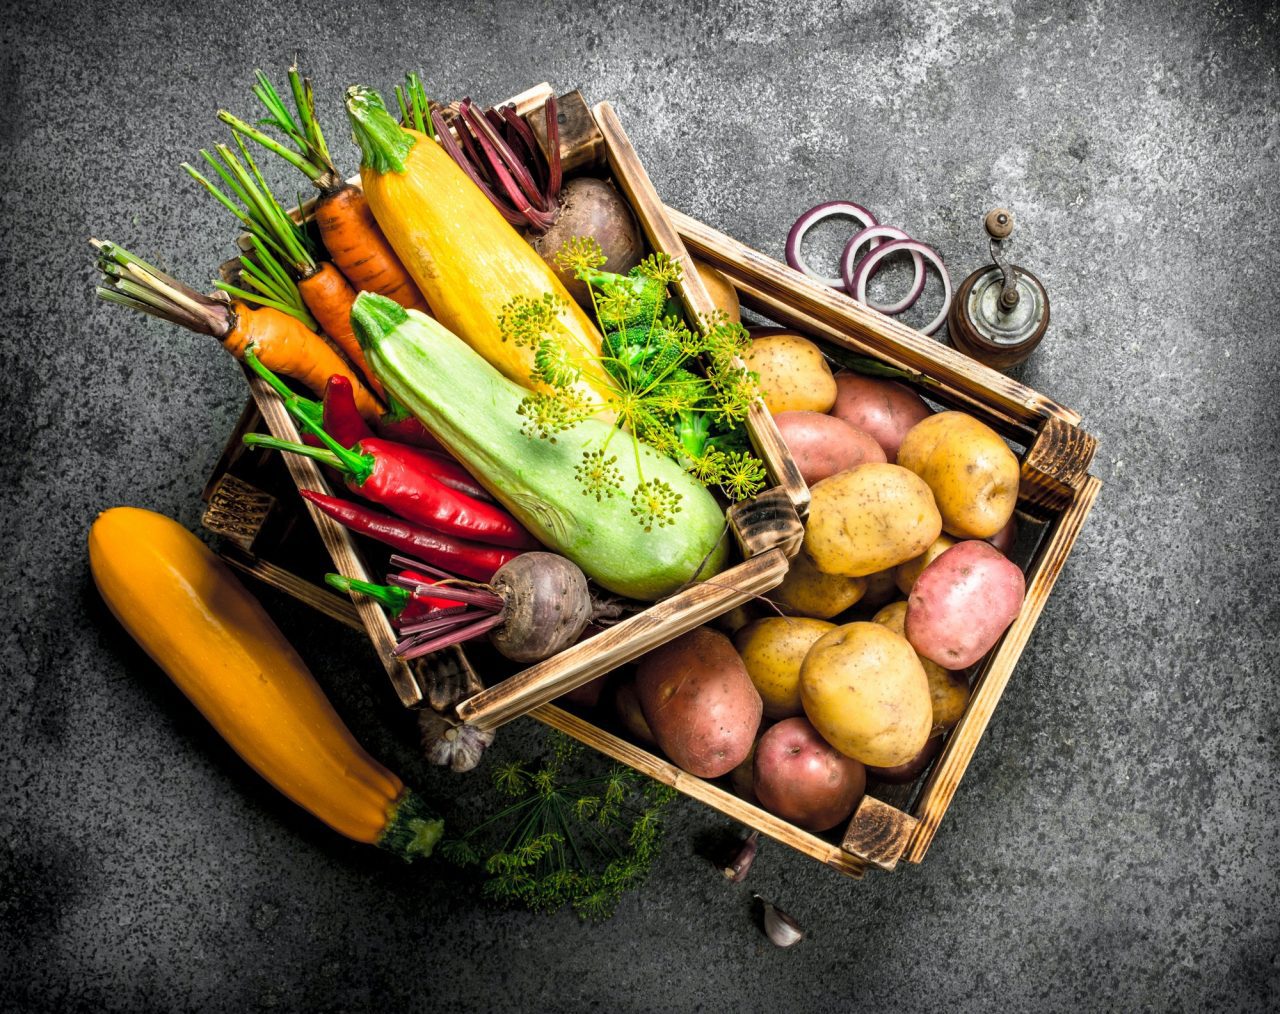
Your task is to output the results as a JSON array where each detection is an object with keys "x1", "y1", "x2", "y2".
[{"x1": 352, "y1": 293, "x2": 728, "y2": 601}]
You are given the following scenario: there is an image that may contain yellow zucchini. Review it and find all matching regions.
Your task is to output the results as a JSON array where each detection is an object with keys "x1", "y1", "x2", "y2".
[
  {"x1": 88, "y1": 507, "x2": 441, "y2": 859},
  {"x1": 345, "y1": 86, "x2": 614, "y2": 406}
]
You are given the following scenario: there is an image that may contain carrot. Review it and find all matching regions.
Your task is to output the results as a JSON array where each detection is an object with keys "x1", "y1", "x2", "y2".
[
  {"x1": 221, "y1": 303, "x2": 383, "y2": 421},
  {"x1": 217, "y1": 64, "x2": 431, "y2": 313},
  {"x1": 183, "y1": 135, "x2": 390, "y2": 397},
  {"x1": 91, "y1": 239, "x2": 384, "y2": 423},
  {"x1": 312, "y1": 184, "x2": 430, "y2": 313},
  {"x1": 295, "y1": 261, "x2": 385, "y2": 399}
]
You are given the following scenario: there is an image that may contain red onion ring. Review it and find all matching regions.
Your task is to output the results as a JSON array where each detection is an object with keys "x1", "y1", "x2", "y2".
[
  {"x1": 852, "y1": 239, "x2": 952, "y2": 335},
  {"x1": 785, "y1": 202, "x2": 878, "y2": 289},
  {"x1": 840, "y1": 225, "x2": 925, "y2": 315}
]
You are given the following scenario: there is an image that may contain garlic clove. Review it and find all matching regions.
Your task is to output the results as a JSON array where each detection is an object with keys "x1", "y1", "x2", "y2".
[
  {"x1": 419, "y1": 710, "x2": 495, "y2": 772},
  {"x1": 755, "y1": 895, "x2": 804, "y2": 948},
  {"x1": 723, "y1": 830, "x2": 760, "y2": 882}
]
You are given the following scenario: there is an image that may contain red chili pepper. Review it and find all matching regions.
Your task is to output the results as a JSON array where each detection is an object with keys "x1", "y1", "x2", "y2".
[
  {"x1": 299, "y1": 490, "x2": 519, "y2": 581},
  {"x1": 243, "y1": 352, "x2": 532, "y2": 548},
  {"x1": 250, "y1": 433, "x2": 532, "y2": 547},
  {"x1": 377, "y1": 395, "x2": 441, "y2": 451},
  {"x1": 323, "y1": 375, "x2": 377, "y2": 448},
  {"x1": 324, "y1": 571, "x2": 462, "y2": 625}
]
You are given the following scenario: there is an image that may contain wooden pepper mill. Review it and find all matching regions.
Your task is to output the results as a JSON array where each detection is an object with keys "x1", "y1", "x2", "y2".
[{"x1": 947, "y1": 208, "x2": 1050, "y2": 370}]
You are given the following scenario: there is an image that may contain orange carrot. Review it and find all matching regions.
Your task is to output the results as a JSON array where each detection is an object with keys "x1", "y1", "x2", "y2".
[
  {"x1": 221, "y1": 303, "x2": 384, "y2": 422},
  {"x1": 91, "y1": 240, "x2": 384, "y2": 424},
  {"x1": 296, "y1": 261, "x2": 386, "y2": 398},
  {"x1": 313, "y1": 185, "x2": 431, "y2": 313}
]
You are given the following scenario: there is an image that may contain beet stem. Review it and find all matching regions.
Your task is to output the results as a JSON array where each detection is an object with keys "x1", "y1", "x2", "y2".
[
  {"x1": 433, "y1": 106, "x2": 524, "y2": 226},
  {"x1": 388, "y1": 553, "x2": 454, "y2": 583},
  {"x1": 459, "y1": 103, "x2": 556, "y2": 231},
  {"x1": 544, "y1": 94, "x2": 562, "y2": 204},
  {"x1": 395, "y1": 608, "x2": 487, "y2": 641},
  {"x1": 396, "y1": 612, "x2": 506, "y2": 660}
]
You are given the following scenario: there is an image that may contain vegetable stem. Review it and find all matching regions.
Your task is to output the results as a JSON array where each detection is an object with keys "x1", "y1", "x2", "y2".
[{"x1": 345, "y1": 86, "x2": 415, "y2": 175}]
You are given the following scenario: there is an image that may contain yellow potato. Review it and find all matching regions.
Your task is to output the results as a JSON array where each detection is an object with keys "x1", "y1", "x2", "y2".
[
  {"x1": 771, "y1": 550, "x2": 866, "y2": 618},
  {"x1": 804, "y1": 463, "x2": 942, "y2": 577},
  {"x1": 896, "y1": 412, "x2": 1019, "y2": 539},
  {"x1": 871, "y1": 602, "x2": 971, "y2": 732},
  {"x1": 734, "y1": 617, "x2": 836, "y2": 719},
  {"x1": 693, "y1": 259, "x2": 741, "y2": 323},
  {"x1": 800, "y1": 622, "x2": 932, "y2": 767},
  {"x1": 742, "y1": 333, "x2": 836, "y2": 413},
  {"x1": 895, "y1": 534, "x2": 957, "y2": 595}
]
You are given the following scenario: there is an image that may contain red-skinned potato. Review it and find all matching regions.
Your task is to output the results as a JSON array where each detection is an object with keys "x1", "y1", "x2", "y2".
[
  {"x1": 773, "y1": 411, "x2": 886, "y2": 485},
  {"x1": 753, "y1": 717, "x2": 866, "y2": 832},
  {"x1": 635, "y1": 628, "x2": 762, "y2": 778},
  {"x1": 866, "y1": 734, "x2": 944, "y2": 784},
  {"x1": 830, "y1": 372, "x2": 933, "y2": 462},
  {"x1": 906, "y1": 541, "x2": 1026, "y2": 668},
  {"x1": 895, "y1": 534, "x2": 958, "y2": 596},
  {"x1": 728, "y1": 733, "x2": 763, "y2": 803},
  {"x1": 559, "y1": 672, "x2": 607, "y2": 708}
]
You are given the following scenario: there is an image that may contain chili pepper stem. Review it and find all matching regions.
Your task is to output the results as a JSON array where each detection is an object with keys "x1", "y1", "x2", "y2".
[
  {"x1": 325, "y1": 573, "x2": 410, "y2": 613},
  {"x1": 243, "y1": 349, "x2": 373, "y2": 482}
]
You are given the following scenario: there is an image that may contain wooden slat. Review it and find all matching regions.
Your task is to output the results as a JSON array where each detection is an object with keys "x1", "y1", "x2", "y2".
[
  {"x1": 455, "y1": 549, "x2": 792, "y2": 731},
  {"x1": 840, "y1": 795, "x2": 920, "y2": 871},
  {"x1": 666, "y1": 206, "x2": 1083, "y2": 432},
  {"x1": 220, "y1": 550, "x2": 364, "y2": 631},
  {"x1": 530, "y1": 704, "x2": 867, "y2": 879},
  {"x1": 202, "y1": 475, "x2": 274, "y2": 554},
  {"x1": 905, "y1": 474, "x2": 1103, "y2": 862},
  {"x1": 593, "y1": 102, "x2": 810, "y2": 517},
  {"x1": 243, "y1": 369, "x2": 425, "y2": 708}
]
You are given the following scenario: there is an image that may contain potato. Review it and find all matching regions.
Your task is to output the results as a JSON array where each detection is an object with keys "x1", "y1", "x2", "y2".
[
  {"x1": 906, "y1": 541, "x2": 1026, "y2": 669},
  {"x1": 742, "y1": 333, "x2": 836, "y2": 413},
  {"x1": 734, "y1": 616, "x2": 835, "y2": 719},
  {"x1": 753, "y1": 717, "x2": 865, "y2": 831},
  {"x1": 896, "y1": 412, "x2": 1019, "y2": 539},
  {"x1": 830, "y1": 372, "x2": 933, "y2": 462},
  {"x1": 635, "y1": 628, "x2": 762, "y2": 778},
  {"x1": 693, "y1": 259, "x2": 740, "y2": 323},
  {"x1": 773, "y1": 411, "x2": 885, "y2": 486},
  {"x1": 804, "y1": 463, "x2": 942, "y2": 577},
  {"x1": 800, "y1": 622, "x2": 932, "y2": 767},
  {"x1": 871, "y1": 601, "x2": 970, "y2": 731},
  {"x1": 865, "y1": 734, "x2": 944, "y2": 785},
  {"x1": 895, "y1": 534, "x2": 957, "y2": 595},
  {"x1": 772, "y1": 550, "x2": 866, "y2": 618},
  {"x1": 613, "y1": 679, "x2": 656, "y2": 746}
]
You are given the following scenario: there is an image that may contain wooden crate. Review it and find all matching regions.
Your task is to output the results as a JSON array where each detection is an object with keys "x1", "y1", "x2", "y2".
[{"x1": 201, "y1": 84, "x2": 1099, "y2": 878}]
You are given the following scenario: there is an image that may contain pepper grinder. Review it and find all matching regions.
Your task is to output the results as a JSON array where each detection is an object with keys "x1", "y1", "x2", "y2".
[{"x1": 947, "y1": 208, "x2": 1050, "y2": 370}]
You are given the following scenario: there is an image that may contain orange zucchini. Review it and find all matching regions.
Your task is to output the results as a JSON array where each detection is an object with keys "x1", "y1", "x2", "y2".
[
  {"x1": 88, "y1": 507, "x2": 441, "y2": 859},
  {"x1": 345, "y1": 87, "x2": 614, "y2": 407}
]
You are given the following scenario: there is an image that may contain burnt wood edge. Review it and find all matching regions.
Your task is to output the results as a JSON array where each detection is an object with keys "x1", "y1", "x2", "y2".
[
  {"x1": 592, "y1": 102, "x2": 810, "y2": 517},
  {"x1": 665, "y1": 205, "x2": 1084, "y2": 434},
  {"x1": 533, "y1": 703, "x2": 867, "y2": 880},
  {"x1": 528, "y1": 88, "x2": 605, "y2": 175},
  {"x1": 905, "y1": 474, "x2": 1103, "y2": 863},
  {"x1": 454, "y1": 548, "x2": 792, "y2": 731},
  {"x1": 202, "y1": 475, "x2": 275, "y2": 555},
  {"x1": 1019, "y1": 417, "x2": 1099, "y2": 512},
  {"x1": 841, "y1": 795, "x2": 921, "y2": 871}
]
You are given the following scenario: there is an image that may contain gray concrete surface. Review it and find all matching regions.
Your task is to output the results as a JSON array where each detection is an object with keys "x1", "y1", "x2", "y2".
[{"x1": 3, "y1": 1, "x2": 1278, "y2": 1010}]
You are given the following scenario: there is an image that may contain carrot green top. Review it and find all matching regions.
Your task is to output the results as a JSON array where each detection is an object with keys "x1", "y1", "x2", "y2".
[{"x1": 346, "y1": 86, "x2": 416, "y2": 176}]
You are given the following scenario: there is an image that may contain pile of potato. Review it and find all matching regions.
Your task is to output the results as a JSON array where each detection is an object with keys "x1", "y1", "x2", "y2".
[{"x1": 600, "y1": 332, "x2": 1027, "y2": 836}]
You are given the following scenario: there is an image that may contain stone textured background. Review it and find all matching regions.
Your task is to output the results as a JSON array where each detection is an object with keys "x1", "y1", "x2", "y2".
[{"x1": 3, "y1": 1, "x2": 1278, "y2": 1010}]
